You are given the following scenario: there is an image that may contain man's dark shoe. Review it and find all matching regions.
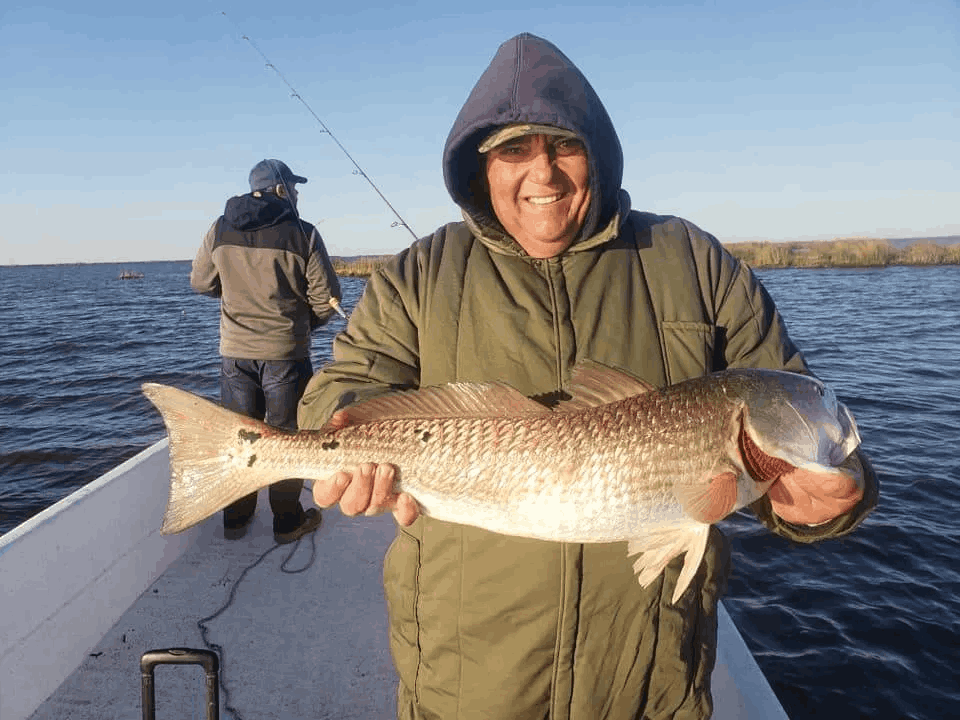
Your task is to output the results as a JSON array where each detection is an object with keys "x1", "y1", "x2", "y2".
[
  {"x1": 274, "y1": 508, "x2": 322, "y2": 545},
  {"x1": 223, "y1": 512, "x2": 254, "y2": 540}
]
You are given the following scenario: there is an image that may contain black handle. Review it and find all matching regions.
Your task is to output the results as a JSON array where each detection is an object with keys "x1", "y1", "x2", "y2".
[{"x1": 141, "y1": 648, "x2": 219, "y2": 720}]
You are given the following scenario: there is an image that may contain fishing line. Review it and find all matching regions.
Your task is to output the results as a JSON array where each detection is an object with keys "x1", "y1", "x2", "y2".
[{"x1": 220, "y1": 10, "x2": 420, "y2": 247}]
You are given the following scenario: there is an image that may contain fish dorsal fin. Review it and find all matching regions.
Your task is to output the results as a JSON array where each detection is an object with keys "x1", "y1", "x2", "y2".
[
  {"x1": 556, "y1": 360, "x2": 655, "y2": 412},
  {"x1": 326, "y1": 381, "x2": 550, "y2": 427}
]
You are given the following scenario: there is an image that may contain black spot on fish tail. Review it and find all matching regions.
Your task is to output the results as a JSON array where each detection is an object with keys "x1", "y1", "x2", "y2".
[
  {"x1": 420, "y1": 431, "x2": 432, "y2": 443},
  {"x1": 247, "y1": 454, "x2": 257, "y2": 467},
  {"x1": 239, "y1": 429, "x2": 262, "y2": 443},
  {"x1": 322, "y1": 440, "x2": 340, "y2": 451}
]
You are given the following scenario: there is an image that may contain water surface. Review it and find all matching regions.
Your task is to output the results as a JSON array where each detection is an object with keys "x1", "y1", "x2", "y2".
[{"x1": 1, "y1": 261, "x2": 957, "y2": 719}]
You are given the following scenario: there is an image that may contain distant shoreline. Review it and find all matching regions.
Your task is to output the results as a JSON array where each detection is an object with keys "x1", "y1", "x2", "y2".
[
  {"x1": 3, "y1": 237, "x2": 959, "y2": 272},
  {"x1": 724, "y1": 237, "x2": 960, "y2": 270},
  {"x1": 333, "y1": 237, "x2": 960, "y2": 276},
  {"x1": 331, "y1": 255, "x2": 396, "y2": 277}
]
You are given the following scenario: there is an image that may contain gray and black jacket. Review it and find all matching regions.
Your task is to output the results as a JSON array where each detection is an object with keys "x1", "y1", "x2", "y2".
[{"x1": 191, "y1": 192, "x2": 341, "y2": 360}]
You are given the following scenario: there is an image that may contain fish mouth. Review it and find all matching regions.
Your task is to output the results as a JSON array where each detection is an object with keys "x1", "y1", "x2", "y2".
[{"x1": 739, "y1": 407, "x2": 858, "y2": 482}]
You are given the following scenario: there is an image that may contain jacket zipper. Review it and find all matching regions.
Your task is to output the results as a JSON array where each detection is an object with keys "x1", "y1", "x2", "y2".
[
  {"x1": 544, "y1": 259, "x2": 564, "y2": 389},
  {"x1": 544, "y1": 257, "x2": 572, "y2": 719}
]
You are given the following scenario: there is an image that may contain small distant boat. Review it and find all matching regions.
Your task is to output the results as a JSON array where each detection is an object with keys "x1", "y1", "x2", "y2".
[{"x1": 118, "y1": 271, "x2": 144, "y2": 280}]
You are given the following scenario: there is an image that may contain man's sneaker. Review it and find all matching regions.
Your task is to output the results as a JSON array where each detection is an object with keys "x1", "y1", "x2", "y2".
[
  {"x1": 223, "y1": 512, "x2": 254, "y2": 540},
  {"x1": 274, "y1": 508, "x2": 322, "y2": 545}
]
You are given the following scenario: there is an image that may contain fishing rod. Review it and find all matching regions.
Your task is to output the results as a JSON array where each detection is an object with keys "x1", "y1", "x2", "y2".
[{"x1": 221, "y1": 11, "x2": 419, "y2": 246}]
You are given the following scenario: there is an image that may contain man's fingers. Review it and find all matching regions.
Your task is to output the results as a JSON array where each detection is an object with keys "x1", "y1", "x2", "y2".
[
  {"x1": 312, "y1": 462, "x2": 415, "y2": 521},
  {"x1": 340, "y1": 462, "x2": 376, "y2": 516},
  {"x1": 313, "y1": 471, "x2": 350, "y2": 508},
  {"x1": 365, "y1": 464, "x2": 398, "y2": 515},
  {"x1": 392, "y1": 492, "x2": 420, "y2": 526}
]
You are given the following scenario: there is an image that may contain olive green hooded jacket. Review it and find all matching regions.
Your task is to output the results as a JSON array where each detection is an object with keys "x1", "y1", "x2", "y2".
[{"x1": 299, "y1": 33, "x2": 877, "y2": 720}]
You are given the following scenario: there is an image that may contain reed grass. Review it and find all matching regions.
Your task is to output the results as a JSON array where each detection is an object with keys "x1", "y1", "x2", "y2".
[
  {"x1": 331, "y1": 256, "x2": 393, "y2": 277},
  {"x1": 723, "y1": 238, "x2": 960, "y2": 269},
  {"x1": 332, "y1": 239, "x2": 960, "y2": 276}
]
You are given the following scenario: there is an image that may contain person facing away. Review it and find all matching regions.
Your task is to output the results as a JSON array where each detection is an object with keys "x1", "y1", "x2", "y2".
[
  {"x1": 298, "y1": 34, "x2": 878, "y2": 719},
  {"x1": 191, "y1": 158, "x2": 342, "y2": 544}
]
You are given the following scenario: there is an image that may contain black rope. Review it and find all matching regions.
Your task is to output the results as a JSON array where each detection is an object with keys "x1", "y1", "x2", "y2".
[{"x1": 197, "y1": 531, "x2": 318, "y2": 719}]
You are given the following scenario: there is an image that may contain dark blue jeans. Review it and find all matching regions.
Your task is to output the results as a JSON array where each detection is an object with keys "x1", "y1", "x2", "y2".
[{"x1": 220, "y1": 357, "x2": 314, "y2": 530}]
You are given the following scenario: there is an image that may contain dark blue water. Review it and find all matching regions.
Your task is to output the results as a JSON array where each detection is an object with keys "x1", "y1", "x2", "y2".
[
  {"x1": 1, "y1": 261, "x2": 958, "y2": 719},
  {"x1": 0, "y1": 262, "x2": 364, "y2": 532},
  {"x1": 719, "y1": 265, "x2": 960, "y2": 720}
]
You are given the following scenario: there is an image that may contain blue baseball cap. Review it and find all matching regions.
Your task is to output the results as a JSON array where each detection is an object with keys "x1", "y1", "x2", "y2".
[{"x1": 248, "y1": 159, "x2": 308, "y2": 192}]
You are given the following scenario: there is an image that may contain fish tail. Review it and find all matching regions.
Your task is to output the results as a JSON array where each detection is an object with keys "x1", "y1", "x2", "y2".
[
  {"x1": 627, "y1": 523, "x2": 711, "y2": 604},
  {"x1": 142, "y1": 383, "x2": 279, "y2": 534}
]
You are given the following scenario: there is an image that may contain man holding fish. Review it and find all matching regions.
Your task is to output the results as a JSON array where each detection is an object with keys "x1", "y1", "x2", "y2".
[
  {"x1": 148, "y1": 32, "x2": 878, "y2": 720},
  {"x1": 296, "y1": 33, "x2": 877, "y2": 719}
]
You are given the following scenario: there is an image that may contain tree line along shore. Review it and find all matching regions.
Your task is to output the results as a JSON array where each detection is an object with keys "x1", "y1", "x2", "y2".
[{"x1": 332, "y1": 238, "x2": 960, "y2": 277}]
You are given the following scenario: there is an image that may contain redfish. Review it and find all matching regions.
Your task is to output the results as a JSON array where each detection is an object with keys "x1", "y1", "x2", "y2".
[{"x1": 143, "y1": 361, "x2": 863, "y2": 602}]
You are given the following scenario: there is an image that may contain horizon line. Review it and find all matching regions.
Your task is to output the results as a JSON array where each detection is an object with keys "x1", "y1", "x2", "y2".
[{"x1": 4, "y1": 234, "x2": 960, "y2": 268}]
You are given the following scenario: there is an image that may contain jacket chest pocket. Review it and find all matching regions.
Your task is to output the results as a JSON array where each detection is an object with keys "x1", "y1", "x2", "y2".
[{"x1": 659, "y1": 321, "x2": 718, "y2": 385}]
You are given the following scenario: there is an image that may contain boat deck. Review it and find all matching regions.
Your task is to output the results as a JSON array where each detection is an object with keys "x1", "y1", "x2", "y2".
[{"x1": 27, "y1": 499, "x2": 399, "y2": 719}]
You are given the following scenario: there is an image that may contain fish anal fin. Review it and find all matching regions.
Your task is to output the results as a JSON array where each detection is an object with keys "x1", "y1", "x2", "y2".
[
  {"x1": 674, "y1": 468, "x2": 740, "y2": 524},
  {"x1": 323, "y1": 381, "x2": 550, "y2": 428},
  {"x1": 557, "y1": 360, "x2": 656, "y2": 412},
  {"x1": 627, "y1": 523, "x2": 711, "y2": 604}
]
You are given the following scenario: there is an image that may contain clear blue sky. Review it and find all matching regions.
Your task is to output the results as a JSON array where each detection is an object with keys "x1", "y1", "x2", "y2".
[{"x1": 2, "y1": 0, "x2": 957, "y2": 265}]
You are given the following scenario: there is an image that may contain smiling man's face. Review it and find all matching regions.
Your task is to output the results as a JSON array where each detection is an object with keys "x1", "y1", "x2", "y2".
[{"x1": 484, "y1": 133, "x2": 591, "y2": 258}]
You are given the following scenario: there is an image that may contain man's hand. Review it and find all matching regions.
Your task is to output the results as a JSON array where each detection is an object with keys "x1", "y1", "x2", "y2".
[
  {"x1": 312, "y1": 462, "x2": 419, "y2": 526},
  {"x1": 767, "y1": 451, "x2": 865, "y2": 525},
  {"x1": 311, "y1": 409, "x2": 419, "y2": 526}
]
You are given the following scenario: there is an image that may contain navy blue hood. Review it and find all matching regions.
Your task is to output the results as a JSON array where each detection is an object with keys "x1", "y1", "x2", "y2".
[
  {"x1": 443, "y1": 33, "x2": 624, "y2": 245},
  {"x1": 222, "y1": 192, "x2": 299, "y2": 232}
]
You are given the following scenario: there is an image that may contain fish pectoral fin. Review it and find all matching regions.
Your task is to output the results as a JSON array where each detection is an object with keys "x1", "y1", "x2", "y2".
[
  {"x1": 627, "y1": 523, "x2": 711, "y2": 604},
  {"x1": 674, "y1": 469, "x2": 740, "y2": 524}
]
